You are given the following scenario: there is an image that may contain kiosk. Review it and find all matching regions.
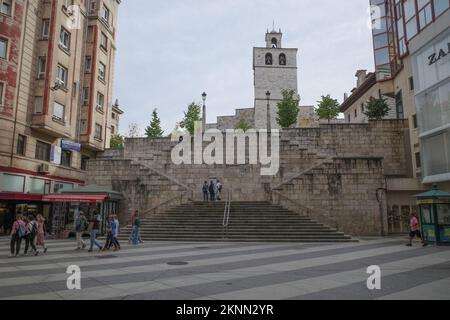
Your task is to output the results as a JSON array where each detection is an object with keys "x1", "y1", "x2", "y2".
[{"x1": 415, "y1": 185, "x2": 450, "y2": 246}]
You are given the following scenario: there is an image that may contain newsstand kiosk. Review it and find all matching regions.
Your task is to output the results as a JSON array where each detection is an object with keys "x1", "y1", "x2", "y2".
[{"x1": 415, "y1": 185, "x2": 450, "y2": 246}]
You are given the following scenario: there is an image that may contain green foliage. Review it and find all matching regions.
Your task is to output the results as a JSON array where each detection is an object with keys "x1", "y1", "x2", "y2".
[
  {"x1": 234, "y1": 116, "x2": 252, "y2": 132},
  {"x1": 180, "y1": 102, "x2": 202, "y2": 135},
  {"x1": 110, "y1": 134, "x2": 124, "y2": 149},
  {"x1": 364, "y1": 96, "x2": 391, "y2": 120},
  {"x1": 145, "y1": 108, "x2": 165, "y2": 138},
  {"x1": 316, "y1": 94, "x2": 340, "y2": 123},
  {"x1": 276, "y1": 89, "x2": 300, "y2": 128}
]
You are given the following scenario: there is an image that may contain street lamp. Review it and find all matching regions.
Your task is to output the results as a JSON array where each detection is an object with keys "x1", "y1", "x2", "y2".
[
  {"x1": 202, "y1": 92, "x2": 207, "y2": 133},
  {"x1": 266, "y1": 91, "x2": 271, "y2": 132}
]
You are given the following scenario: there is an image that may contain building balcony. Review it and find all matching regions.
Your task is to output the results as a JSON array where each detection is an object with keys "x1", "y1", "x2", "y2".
[{"x1": 31, "y1": 114, "x2": 72, "y2": 139}]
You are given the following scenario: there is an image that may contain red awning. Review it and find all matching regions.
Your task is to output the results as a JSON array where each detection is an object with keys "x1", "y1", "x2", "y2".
[
  {"x1": 0, "y1": 193, "x2": 44, "y2": 201},
  {"x1": 42, "y1": 194, "x2": 109, "y2": 204}
]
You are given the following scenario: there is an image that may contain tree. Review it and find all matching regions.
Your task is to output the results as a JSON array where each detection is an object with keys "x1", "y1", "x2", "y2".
[
  {"x1": 316, "y1": 94, "x2": 340, "y2": 123},
  {"x1": 110, "y1": 134, "x2": 124, "y2": 149},
  {"x1": 145, "y1": 108, "x2": 164, "y2": 138},
  {"x1": 276, "y1": 89, "x2": 300, "y2": 128},
  {"x1": 234, "y1": 116, "x2": 252, "y2": 132},
  {"x1": 180, "y1": 102, "x2": 202, "y2": 135},
  {"x1": 127, "y1": 123, "x2": 141, "y2": 138},
  {"x1": 364, "y1": 96, "x2": 391, "y2": 120}
]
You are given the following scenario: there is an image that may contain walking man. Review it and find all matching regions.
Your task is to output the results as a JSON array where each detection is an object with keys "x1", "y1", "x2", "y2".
[
  {"x1": 88, "y1": 211, "x2": 103, "y2": 252},
  {"x1": 407, "y1": 212, "x2": 426, "y2": 247}
]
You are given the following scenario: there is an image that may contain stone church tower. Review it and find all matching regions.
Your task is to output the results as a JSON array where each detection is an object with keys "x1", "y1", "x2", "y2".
[{"x1": 253, "y1": 30, "x2": 298, "y2": 129}]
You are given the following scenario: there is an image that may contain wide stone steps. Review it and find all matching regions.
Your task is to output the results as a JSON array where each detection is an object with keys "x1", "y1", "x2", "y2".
[{"x1": 120, "y1": 201, "x2": 355, "y2": 243}]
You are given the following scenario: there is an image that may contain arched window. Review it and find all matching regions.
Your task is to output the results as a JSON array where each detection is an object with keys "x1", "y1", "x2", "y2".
[
  {"x1": 279, "y1": 53, "x2": 286, "y2": 66},
  {"x1": 265, "y1": 53, "x2": 273, "y2": 65},
  {"x1": 271, "y1": 38, "x2": 278, "y2": 48}
]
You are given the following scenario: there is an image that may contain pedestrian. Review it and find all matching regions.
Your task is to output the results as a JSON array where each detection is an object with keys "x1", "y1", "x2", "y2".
[
  {"x1": 10, "y1": 215, "x2": 25, "y2": 258},
  {"x1": 216, "y1": 180, "x2": 222, "y2": 201},
  {"x1": 202, "y1": 181, "x2": 209, "y2": 202},
  {"x1": 112, "y1": 214, "x2": 121, "y2": 251},
  {"x1": 3, "y1": 209, "x2": 13, "y2": 235},
  {"x1": 209, "y1": 181, "x2": 216, "y2": 202},
  {"x1": 74, "y1": 212, "x2": 88, "y2": 250},
  {"x1": 131, "y1": 211, "x2": 142, "y2": 245},
  {"x1": 88, "y1": 211, "x2": 103, "y2": 252},
  {"x1": 407, "y1": 212, "x2": 426, "y2": 247},
  {"x1": 104, "y1": 217, "x2": 115, "y2": 251},
  {"x1": 23, "y1": 215, "x2": 39, "y2": 256},
  {"x1": 35, "y1": 214, "x2": 47, "y2": 253}
]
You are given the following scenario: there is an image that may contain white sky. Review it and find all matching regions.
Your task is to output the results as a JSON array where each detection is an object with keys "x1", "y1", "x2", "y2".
[{"x1": 113, "y1": 0, "x2": 375, "y2": 135}]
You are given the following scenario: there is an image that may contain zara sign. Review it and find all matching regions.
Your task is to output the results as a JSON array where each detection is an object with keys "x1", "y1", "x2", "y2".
[{"x1": 427, "y1": 42, "x2": 450, "y2": 65}]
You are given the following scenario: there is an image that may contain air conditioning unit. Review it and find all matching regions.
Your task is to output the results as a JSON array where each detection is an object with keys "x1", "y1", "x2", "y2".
[{"x1": 38, "y1": 164, "x2": 50, "y2": 174}]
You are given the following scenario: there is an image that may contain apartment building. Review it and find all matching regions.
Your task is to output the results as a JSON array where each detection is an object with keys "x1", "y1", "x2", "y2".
[
  {"x1": 340, "y1": 0, "x2": 449, "y2": 233},
  {"x1": 0, "y1": 0, "x2": 122, "y2": 219}
]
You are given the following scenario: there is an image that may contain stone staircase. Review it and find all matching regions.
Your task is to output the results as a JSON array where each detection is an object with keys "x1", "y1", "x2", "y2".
[{"x1": 118, "y1": 201, "x2": 356, "y2": 243}]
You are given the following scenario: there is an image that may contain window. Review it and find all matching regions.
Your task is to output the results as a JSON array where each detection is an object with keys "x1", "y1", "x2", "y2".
[
  {"x1": 42, "y1": 19, "x2": 50, "y2": 39},
  {"x1": 354, "y1": 109, "x2": 357, "y2": 118},
  {"x1": 111, "y1": 112, "x2": 116, "y2": 119},
  {"x1": 279, "y1": 53, "x2": 286, "y2": 66},
  {"x1": 409, "y1": 76, "x2": 414, "y2": 91},
  {"x1": 111, "y1": 125, "x2": 115, "y2": 134},
  {"x1": 434, "y1": 0, "x2": 450, "y2": 17},
  {"x1": 96, "y1": 92, "x2": 104, "y2": 112},
  {"x1": 271, "y1": 38, "x2": 277, "y2": 48},
  {"x1": 37, "y1": 57, "x2": 46, "y2": 79},
  {"x1": 98, "y1": 62, "x2": 106, "y2": 81},
  {"x1": 85, "y1": 56, "x2": 92, "y2": 72},
  {"x1": 61, "y1": 150, "x2": 71, "y2": 167},
  {"x1": 100, "y1": 5, "x2": 110, "y2": 24},
  {"x1": 418, "y1": 2, "x2": 433, "y2": 30},
  {"x1": 0, "y1": 38, "x2": 7, "y2": 59},
  {"x1": 94, "y1": 123, "x2": 102, "y2": 140},
  {"x1": 81, "y1": 156, "x2": 90, "y2": 171},
  {"x1": 347, "y1": 114, "x2": 351, "y2": 123},
  {"x1": 100, "y1": 32, "x2": 108, "y2": 50},
  {"x1": 0, "y1": 0, "x2": 12, "y2": 16},
  {"x1": 83, "y1": 87, "x2": 89, "y2": 105},
  {"x1": 59, "y1": 27, "x2": 71, "y2": 51},
  {"x1": 17, "y1": 135, "x2": 26, "y2": 156},
  {"x1": 265, "y1": 53, "x2": 273, "y2": 65},
  {"x1": 53, "y1": 102, "x2": 65, "y2": 121},
  {"x1": 413, "y1": 114, "x2": 418, "y2": 129},
  {"x1": 416, "y1": 152, "x2": 422, "y2": 169},
  {"x1": 0, "y1": 82, "x2": 4, "y2": 106},
  {"x1": 395, "y1": 90, "x2": 404, "y2": 119},
  {"x1": 35, "y1": 141, "x2": 51, "y2": 162},
  {"x1": 56, "y1": 64, "x2": 68, "y2": 87},
  {"x1": 34, "y1": 96, "x2": 43, "y2": 114},
  {"x1": 361, "y1": 104, "x2": 365, "y2": 113}
]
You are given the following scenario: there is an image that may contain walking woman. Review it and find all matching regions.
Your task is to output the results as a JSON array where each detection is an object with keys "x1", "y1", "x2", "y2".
[
  {"x1": 23, "y1": 215, "x2": 39, "y2": 256},
  {"x1": 88, "y1": 211, "x2": 103, "y2": 252},
  {"x1": 10, "y1": 215, "x2": 25, "y2": 258},
  {"x1": 35, "y1": 214, "x2": 48, "y2": 253}
]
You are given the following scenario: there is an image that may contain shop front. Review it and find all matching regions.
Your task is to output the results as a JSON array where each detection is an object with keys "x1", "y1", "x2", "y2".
[
  {"x1": 415, "y1": 185, "x2": 450, "y2": 246},
  {"x1": 42, "y1": 185, "x2": 123, "y2": 239}
]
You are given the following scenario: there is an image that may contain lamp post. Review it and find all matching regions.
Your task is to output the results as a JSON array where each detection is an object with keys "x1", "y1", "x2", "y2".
[
  {"x1": 202, "y1": 92, "x2": 207, "y2": 133},
  {"x1": 266, "y1": 91, "x2": 271, "y2": 132}
]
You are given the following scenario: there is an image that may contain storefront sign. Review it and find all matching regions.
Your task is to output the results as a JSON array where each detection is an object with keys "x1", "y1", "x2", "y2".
[
  {"x1": 428, "y1": 42, "x2": 450, "y2": 65},
  {"x1": 51, "y1": 145, "x2": 62, "y2": 165},
  {"x1": 61, "y1": 140, "x2": 81, "y2": 152}
]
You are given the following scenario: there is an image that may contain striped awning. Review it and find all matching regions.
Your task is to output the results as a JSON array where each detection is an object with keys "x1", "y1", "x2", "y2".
[{"x1": 42, "y1": 193, "x2": 109, "y2": 203}]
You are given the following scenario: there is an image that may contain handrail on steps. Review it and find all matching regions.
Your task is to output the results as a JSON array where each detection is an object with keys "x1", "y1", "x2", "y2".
[{"x1": 223, "y1": 188, "x2": 232, "y2": 227}]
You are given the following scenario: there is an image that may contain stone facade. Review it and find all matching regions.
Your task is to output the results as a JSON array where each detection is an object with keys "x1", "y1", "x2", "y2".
[{"x1": 88, "y1": 120, "x2": 414, "y2": 236}]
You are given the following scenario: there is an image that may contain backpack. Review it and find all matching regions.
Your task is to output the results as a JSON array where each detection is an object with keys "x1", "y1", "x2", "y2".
[
  {"x1": 29, "y1": 221, "x2": 38, "y2": 235},
  {"x1": 17, "y1": 221, "x2": 26, "y2": 238}
]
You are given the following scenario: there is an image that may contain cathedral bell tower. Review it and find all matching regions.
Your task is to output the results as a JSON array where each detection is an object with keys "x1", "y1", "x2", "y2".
[{"x1": 253, "y1": 29, "x2": 298, "y2": 129}]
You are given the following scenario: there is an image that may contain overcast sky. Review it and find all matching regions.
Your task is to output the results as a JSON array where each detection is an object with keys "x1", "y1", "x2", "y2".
[{"x1": 113, "y1": 0, "x2": 375, "y2": 135}]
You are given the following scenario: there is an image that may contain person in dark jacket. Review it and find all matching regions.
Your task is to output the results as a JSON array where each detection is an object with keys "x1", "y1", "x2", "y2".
[
  {"x1": 202, "y1": 181, "x2": 209, "y2": 202},
  {"x1": 209, "y1": 181, "x2": 216, "y2": 202}
]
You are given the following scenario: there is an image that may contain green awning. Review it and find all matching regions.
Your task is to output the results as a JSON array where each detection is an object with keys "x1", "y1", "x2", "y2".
[{"x1": 415, "y1": 185, "x2": 450, "y2": 199}]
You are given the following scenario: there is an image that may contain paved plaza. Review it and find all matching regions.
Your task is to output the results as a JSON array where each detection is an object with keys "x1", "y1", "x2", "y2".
[{"x1": 0, "y1": 237, "x2": 449, "y2": 300}]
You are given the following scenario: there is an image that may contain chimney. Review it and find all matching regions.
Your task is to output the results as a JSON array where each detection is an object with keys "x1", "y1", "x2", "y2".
[
  {"x1": 344, "y1": 93, "x2": 348, "y2": 101},
  {"x1": 355, "y1": 70, "x2": 367, "y2": 87}
]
